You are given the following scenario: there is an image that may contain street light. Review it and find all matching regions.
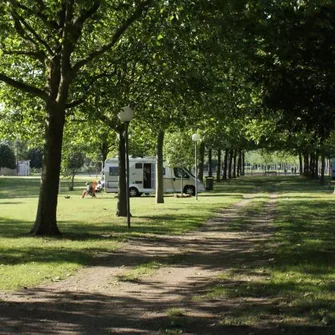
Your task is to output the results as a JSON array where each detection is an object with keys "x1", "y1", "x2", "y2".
[
  {"x1": 118, "y1": 106, "x2": 134, "y2": 228},
  {"x1": 192, "y1": 133, "x2": 201, "y2": 200}
]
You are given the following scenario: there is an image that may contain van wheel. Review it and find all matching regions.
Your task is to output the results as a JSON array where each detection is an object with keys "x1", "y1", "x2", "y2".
[
  {"x1": 129, "y1": 187, "x2": 140, "y2": 197},
  {"x1": 183, "y1": 185, "x2": 195, "y2": 196}
]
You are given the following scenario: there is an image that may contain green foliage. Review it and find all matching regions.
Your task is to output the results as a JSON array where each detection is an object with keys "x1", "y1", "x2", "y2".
[
  {"x1": 27, "y1": 147, "x2": 43, "y2": 169},
  {"x1": 65, "y1": 152, "x2": 85, "y2": 172},
  {"x1": 62, "y1": 149, "x2": 86, "y2": 190},
  {"x1": 164, "y1": 132, "x2": 194, "y2": 169},
  {"x1": 245, "y1": 150, "x2": 299, "y2": 167},
  {"x1": 0, "y1": 142, "x2": 16, "y2": 169},
  {"x1": 244, "y1": 1, "x2": 335, "y2": 142}
]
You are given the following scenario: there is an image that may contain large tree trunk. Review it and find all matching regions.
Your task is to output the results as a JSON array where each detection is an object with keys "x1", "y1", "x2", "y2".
[
  {"x1": 100, "y1": 137, "x2": 109, "y2": 165},
  {"x1": 223, "y1": 149, "x2": 228, "y2": 180},
  {"x1": 313, "y1": 154, "x2": 319, "y2": 179},
  {"x1": 299, "y1": 152, "x2": 303, "y2": 175},
  {"x1": 116, "y1": 126, "x2": 127, "y2": 217},
  {"x1": 320, "y1": 155, "x2": 325, "y2": 184},
  {"x1": 309, "y1": 154, "x2": 314, "y2": 178},
  {"x1": 208, "y1": 148, "x2": 212, "y2": 177},
  {"x1": 237, "y1": 150, "x2": 241, "y2": 177},
  {"x1": 228, "y1": 149, "x2": 233, "y2": 179},
  {"x1": 198, "y1": 142, "x2": 205, "y2": 182},
  {"x1": 156, "y1": 130, "x2": 164, "y2": 204},
  {"x1": 232, "y1": 150, "x2": 237, "y2": 178},
  {"x1": 30, "y1": 103, "x2": 65, "y2": 235},
  {"x1": 303, "y1": 153, "x2": 309, "y2": 177},
  {"x1": 216, "y1": 149, "x2": 221, "y2": 181}
]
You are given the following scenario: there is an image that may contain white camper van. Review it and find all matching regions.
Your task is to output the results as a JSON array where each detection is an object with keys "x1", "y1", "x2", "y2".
[{"x1": 103, "y1": 157, "x2": 205, "y2": 197}]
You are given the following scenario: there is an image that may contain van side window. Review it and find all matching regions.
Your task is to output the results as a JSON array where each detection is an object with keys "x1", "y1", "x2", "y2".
[
  {"x1": 174, "y1": 168, "x2": 189, "y2": 179},
  {"x1": 135, "y1": 163, "x2": 142, "y2": 169},
  {"x1": 109, "y1": 167, "x2": 119, "y2": 176}
]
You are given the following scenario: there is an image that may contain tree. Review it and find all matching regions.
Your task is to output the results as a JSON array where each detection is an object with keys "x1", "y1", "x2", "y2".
[
  {"x1": 0, "y1": 0, "x2": 155, "y2": 235},
  {"x1": 27, "y1": 147, "x2": 43, "y2": 169},
  {"x1": 0, "y1": 143, "x2": 16, "y2": 169},
  {"x1": 242, "y1": 2, "x2": 335, "y2": 154},
  {"x1": 62, "y1": 151, "x2": 85, "y2": 191},
  {"x1": 164, "y1": 132, "x2": 194, "y2": 195}
]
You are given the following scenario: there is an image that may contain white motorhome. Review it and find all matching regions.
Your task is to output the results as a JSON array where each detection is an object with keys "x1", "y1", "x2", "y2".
[{"x1": 103, "y1": 157, "x2": 205, "y2": 197}]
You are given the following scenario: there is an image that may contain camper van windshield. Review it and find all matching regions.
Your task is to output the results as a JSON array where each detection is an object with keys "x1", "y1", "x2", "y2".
[
  {"x1": 109, "y1": 167, "x2": 119, "y2": 176},
  {"x1": 174, "y1": 168, "x2": 190, "y2": 179},
  {"x1": 183, "y1": 168, "x2": 195, "y2": 178}
]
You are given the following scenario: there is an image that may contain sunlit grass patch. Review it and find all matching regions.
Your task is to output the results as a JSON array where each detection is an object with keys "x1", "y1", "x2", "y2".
[
  {"x1": 117, "y1": 260, "x2": 162, "y2": 282},
  {"x1": 159, "y1": 329, "x2": 184, "y2": 335},
  {"x1": 0, "y1": 236, "x2": 122, "y2": 291},
  {"x1": 163, "y1": 307, "x2": 188, "y2": 333},
  {"x1": 166, "y1": 308, "x2": 186, "y2": 317}
]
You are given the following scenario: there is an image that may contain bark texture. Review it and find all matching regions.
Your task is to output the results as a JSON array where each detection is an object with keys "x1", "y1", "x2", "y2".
[
  {"x1": 155, "y1": 130, "x2": 164, "y2": 204},
  {"x1": 30, "y1": 102, "x2": 65, "y2": 235},
  {"x1": 116, "y1": 126, "x2": 127, "y2": 217}
]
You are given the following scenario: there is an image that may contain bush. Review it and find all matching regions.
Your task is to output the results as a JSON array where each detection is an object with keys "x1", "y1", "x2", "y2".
[{"x1": 0, "y1": 143, "x2": 16, "y2": 169}]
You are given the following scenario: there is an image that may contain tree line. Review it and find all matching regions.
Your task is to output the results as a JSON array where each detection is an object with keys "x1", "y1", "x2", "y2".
[{"x1": 0, "y1": 1, "x2": 334, "y2": 235}]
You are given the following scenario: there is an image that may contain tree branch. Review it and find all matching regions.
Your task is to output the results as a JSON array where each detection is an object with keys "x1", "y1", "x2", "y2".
[
  {"x1": 73, "y1": 1, "x2": 100, "y2": 30},
  {"x1": 0, "y1": 73, "x2": 48, "y2": 101},
  {"x1": 9, "y1": 0, "x2": 59, "y2": 31},
  {"x1": 73, "y1": 0, "x2": 153, "y2": 74},
  {"x1": 65, "y1": 97, "x2": 86, "y2": 110},
  {"x1": 11, "y1": 9, "x2": 54, "y2": 55},
  {"x1": 3, "y1": 49, "x2": 45, "y2": 62},
  {"x1": 66, "y1": 69, "x2": 117, "y2": 109}
]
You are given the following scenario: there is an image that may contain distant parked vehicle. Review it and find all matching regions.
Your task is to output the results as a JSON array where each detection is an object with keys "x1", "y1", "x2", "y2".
[{"x1": 103, "y1": 157, "x2": 205, "y2": 197}]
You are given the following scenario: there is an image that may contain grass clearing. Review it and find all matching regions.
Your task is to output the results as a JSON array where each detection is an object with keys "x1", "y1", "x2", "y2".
[
  {"x1": 0, "y1": 175, "x2": 241, "y2": 291},
  {"x1": 2, "y1": 174, "x2": 335, "y2": 332}
]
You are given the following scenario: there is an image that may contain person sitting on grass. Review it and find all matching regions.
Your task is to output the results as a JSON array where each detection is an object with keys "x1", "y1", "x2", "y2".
[
  {"x1": 91, "y1": 180, "x2": 97, "y2": 197},
  {"x1": 95, "y1": 180, "x2": 103, "y2": 192},
  {"x1": 81, "y1": 182, "x2": 91, "y2": 198}
]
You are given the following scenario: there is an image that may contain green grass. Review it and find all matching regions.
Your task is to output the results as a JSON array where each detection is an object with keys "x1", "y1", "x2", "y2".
[
  {"x1": 2, "y1": 174, "x2": 335, "y2": 332},
  {"x1": 199, "y1": 176, "x2": 335, "y2": 329},
  {"x1": 117, "y1": 260, "x2": 162, "y2": 282},
  {"x1": 0, "y1": 175, "x2": 241, "y2": 291}
]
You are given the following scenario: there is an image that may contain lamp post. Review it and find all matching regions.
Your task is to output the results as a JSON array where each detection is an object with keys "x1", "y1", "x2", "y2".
[
  {"x1": 118, "y1": 106, "x2": 134, "y2": 228},
  {"x1": 192, "y1": 133, "x2": 201, "y2": 200}
]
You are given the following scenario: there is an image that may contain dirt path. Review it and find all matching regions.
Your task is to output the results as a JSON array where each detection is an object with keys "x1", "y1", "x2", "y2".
[{"x1": 0, "y1": 194, "x2": 277, "y2": 335}]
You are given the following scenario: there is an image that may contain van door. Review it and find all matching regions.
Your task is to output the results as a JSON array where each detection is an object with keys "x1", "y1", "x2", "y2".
[
  {"x1": 163, "y1": 167, "x2": 174, "y2": 192},
  {"x1": 172, "y1": 167, "x2": 190, "y2": 193},
  {"x1": 105, "y1": 165, "x2": 119, "y2": 192},
  {"x1": 132, "y1": 162, "x2": 144, "y2": 190},
  {"x1": 143, "y1": 163, "x2": 152, "y2": 189}
]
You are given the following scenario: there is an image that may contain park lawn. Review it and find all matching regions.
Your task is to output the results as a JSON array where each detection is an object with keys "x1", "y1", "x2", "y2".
[
  {"x1": 2, "y1": 173, "x2": 335, "y2": 331},
  {"x1": 0, "y1": 176, "x2": 242, "y2": 291}
]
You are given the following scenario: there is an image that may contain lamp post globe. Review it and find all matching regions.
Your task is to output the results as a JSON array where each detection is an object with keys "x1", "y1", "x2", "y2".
[
  {"x1": 118, "y1": 105, "x2": 134, "y2": 123},
  {"x1": 192, "y1": 133, "x2": 201, "y2": 142}
]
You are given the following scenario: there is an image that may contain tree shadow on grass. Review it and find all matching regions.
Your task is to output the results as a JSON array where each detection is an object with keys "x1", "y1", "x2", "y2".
[
  {"x1": 0, "y1": 218, "x2": 33, "y2": 237},
  {"x1": 1, "y1": 189, "x2": 335, "y2": 334},
  {"x1": 1, "y1": 241, "x2": 334, "y2": 335},
  {"x1": 60, "y1": 211, "x2": 210, "y2": 238}
]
